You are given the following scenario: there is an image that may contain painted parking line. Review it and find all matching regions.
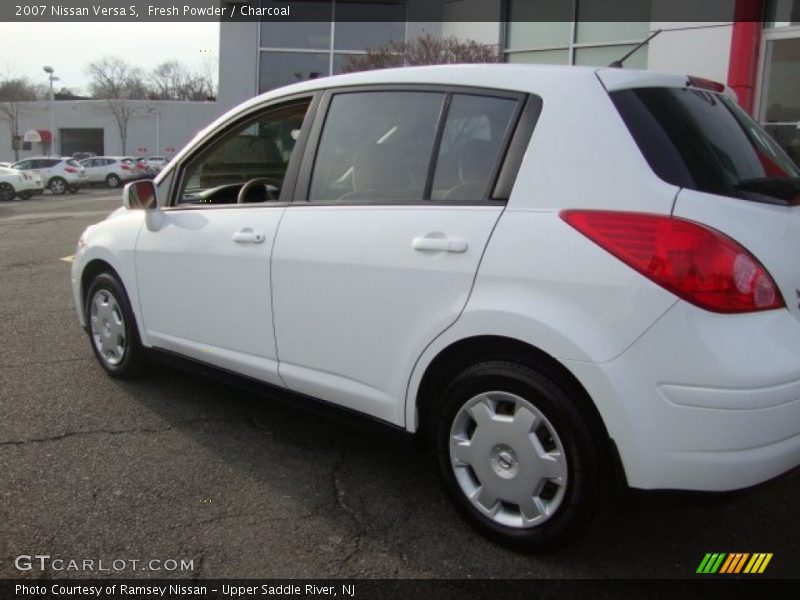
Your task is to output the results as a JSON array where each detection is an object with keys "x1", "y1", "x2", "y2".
[{"x1": 61, "y1": 255, "x2": 74, "y2": 263}]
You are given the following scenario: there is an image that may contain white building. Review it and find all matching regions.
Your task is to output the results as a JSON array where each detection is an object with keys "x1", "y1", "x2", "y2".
[{"x1": 0, "y1": 99, "x2": 220, "y2": 162}]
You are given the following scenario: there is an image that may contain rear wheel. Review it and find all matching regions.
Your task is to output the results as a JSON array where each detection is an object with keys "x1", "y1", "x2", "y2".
[
  {"x1": 85, "y1": 273, "x2": 146, "y2": 378},
  {"x1": 0, "y1": 182, "x2": 15, "y2": 201},
  {"x1": 106, "y1": 174, "x2": 121, "y2": 188},
  {"x1": 434, "y1": 361, "x2": 605, "y2": 551},
  {"x1": 48, "y1": 177, "x2": 67, "y2": 195}
]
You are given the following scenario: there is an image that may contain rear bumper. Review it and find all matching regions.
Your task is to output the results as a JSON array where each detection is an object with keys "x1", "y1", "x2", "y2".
[{"x1": 567, "y1": 302, "x2": 800, "y2": 491}]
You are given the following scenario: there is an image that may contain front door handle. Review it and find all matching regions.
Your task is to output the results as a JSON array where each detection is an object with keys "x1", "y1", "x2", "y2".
[
  {"x1": 232, "y1": 228, "x2": 265, "y2": 244},
  {"x1": 412, "y1": 235, "x2": 468, "y2": 254}
]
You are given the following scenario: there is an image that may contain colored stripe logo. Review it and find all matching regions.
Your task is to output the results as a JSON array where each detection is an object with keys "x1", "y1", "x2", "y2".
[{"x1": 697, "y1": 553, "x2": 773, "y2": 574}]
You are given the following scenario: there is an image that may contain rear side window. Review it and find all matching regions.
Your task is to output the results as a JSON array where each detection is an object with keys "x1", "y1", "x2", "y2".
[
  {"x1": 308, "y1": 90, "x2": 521, "y2": 203},
  {"x1": 431, "y1": 95, "x2": 518, "y2": 201},
  {"x1": 309, "y1": 91, "x2": 444, "y2": 202},
  {"x1": 611, "y1": 87, "x2": 800, "y2": 199}
]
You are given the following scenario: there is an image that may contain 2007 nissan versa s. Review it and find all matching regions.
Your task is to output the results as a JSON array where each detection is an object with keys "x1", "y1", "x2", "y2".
[{"x1": 72, "y1": 65, "x2": 800, "y2": 550}]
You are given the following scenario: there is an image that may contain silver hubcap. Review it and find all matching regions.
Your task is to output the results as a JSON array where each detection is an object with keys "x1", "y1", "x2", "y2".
[
  {"x1": 450, "y1": 391, "x2": 568, "y2": 528},
  {"x1": 50, "y1": 179, "x2": 65, "y2": 193},
  {"x1": 89, "y1": 290, "x2": 126, "y2": 366}
]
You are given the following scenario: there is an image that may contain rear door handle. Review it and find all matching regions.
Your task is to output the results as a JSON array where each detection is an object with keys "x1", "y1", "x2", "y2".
[
  {"x1": 232, "y1": 228, "x2": 265, "y2": 244},
  {"x1": 412, "y1": 236, "x2": 468, "y2": 253}
]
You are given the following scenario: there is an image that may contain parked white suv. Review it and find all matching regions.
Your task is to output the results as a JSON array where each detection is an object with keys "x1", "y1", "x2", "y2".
[
  {"x1": 12, "y1": 157, "x2": 87, "y2": 194},
  {"x1": 0, "y1": 166, "x2": 44, "y2": 200},
  {"x1": 146, "y1": 156, "x2": 168, "y2": 173},
  {"x1": 71, "y1": 66, "x2": 800, "y2": 550},
  {"x1": 79, "y1": 156, "x2": 138, "y2": 188}
]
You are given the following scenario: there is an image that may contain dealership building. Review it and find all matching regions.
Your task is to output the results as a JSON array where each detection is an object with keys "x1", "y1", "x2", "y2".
[
  {"x1": 219, "y1": 0, "x2": 800, "y2": 163},
  {"x1": 1, "y1": 0, "x2": 798, "y2": 164}
]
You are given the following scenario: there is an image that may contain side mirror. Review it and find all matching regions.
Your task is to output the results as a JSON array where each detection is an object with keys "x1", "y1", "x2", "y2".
[{"x1": 123, "y1": 180, "x2": 159, "y2": 210}]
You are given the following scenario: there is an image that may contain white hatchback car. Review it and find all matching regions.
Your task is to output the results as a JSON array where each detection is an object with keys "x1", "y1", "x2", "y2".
[
  {"x1": 12, "y1": 157, "x2": 87, "y2": 194},
  {"x1": 71, "y1": 65, "x2": 800, "y2": 550},
  {"x1": 79, "y1": 156, "x2": 138, "y2": 188}
]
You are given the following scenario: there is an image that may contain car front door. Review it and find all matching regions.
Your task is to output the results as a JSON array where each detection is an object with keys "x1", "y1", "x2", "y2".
[
  {"x1": 271, "y1": 88, "x2": 532, "y2": 425},
  {"x1": 135, "y1": 95, "x2": 317, "y2": 386}
]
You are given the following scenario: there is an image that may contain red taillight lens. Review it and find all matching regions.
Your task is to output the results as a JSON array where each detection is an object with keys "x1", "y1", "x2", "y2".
[
  {"x1": 65, "y1": 167, "x2": 77, "y2": 173},
  {"x1": 561, "y1": 210, "x2": 785, "y2": 313},
  {"x1": 120, "y1": 163, "x2": 130, "y2": 170}
]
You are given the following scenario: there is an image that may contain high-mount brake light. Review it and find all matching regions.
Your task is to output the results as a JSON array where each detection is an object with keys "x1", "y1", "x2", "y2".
[{"x1": 686, "y1": 76, "x2": 726, "y2": 93}]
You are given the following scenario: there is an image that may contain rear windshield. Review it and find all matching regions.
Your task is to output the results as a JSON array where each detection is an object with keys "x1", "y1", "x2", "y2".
[
  {"x1": 66, "y1": 159, "x2": 82, "y2": 168},
  {"x1": 611, "y1": 87, "x2": 800, "y2": 199}
]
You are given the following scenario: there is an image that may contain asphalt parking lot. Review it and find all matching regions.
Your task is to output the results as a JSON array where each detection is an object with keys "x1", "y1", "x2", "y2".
[{"x1": 1, "y1": 188, "x2": 799, "y2": 579}]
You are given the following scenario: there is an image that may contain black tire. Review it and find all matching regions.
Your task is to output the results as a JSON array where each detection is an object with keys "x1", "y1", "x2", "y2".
[
  {"x1": 433, "y1": 361, "x2": 605, "y2": 552},
  {"x1": 18, "y1": 191, "x2": 33, "y2": 200},
  {"x1": 48, "y1": 177, "x2": 67, "y2": 195},
  {"x1": 0, "y1": 182, "x2": 16, "y2": 201},
  {"x1": 84, "y1": 272, "x2": 146, "y2": 379},
  {"x1": 106, "y1": 174, "x2": 121, "y2": 188}
]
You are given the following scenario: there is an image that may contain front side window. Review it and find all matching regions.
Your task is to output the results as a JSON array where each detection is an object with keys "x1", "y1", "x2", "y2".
[
  {"x1": 309, "y1": 91, "x2": 444, "y2": 202},
  {"x1": 178, "y1": 100, "x2": 310, "y2": 206}
]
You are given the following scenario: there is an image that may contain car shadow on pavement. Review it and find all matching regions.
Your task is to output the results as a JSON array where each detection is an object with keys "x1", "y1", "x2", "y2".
[{"x1": 105, "y1": 362, "x2": 800, "y2": 578}]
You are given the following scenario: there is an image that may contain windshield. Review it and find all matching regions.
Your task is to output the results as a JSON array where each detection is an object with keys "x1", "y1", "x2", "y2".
[{"x1": 611, "y1": 86, "x2": 800, "y2": 200}]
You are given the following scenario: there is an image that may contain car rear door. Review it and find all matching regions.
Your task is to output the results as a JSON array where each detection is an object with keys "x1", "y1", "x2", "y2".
[
  {"x1": 134, "y1": 94, "x2": 318, "y2": 386},
  {"x1": 271, "y1": 86, "x2": 537, "y2": 425}
]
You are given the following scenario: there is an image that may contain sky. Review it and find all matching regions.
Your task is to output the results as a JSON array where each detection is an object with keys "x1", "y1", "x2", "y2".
[{"x1": 0, "y1": 22, "x2": 219, "y2": 94}]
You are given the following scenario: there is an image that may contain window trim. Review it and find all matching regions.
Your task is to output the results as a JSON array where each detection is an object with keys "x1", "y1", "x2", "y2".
[
  {"x1": 166, "y1": 91, "x2": 321, "y2": 211},
  {"x1": 293, "y1": 83, "x2": 531, "y2": 207}
]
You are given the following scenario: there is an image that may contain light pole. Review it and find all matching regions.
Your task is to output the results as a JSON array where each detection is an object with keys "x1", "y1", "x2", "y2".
[
  {"x1": 43, "y1": 66, "x2": 59, "y2": 156},
  {"x1": 147, "y1": 106, "x2": 160, "y2": 156}
]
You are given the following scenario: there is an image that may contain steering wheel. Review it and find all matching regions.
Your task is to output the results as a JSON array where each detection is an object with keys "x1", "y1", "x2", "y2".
[{"x1": 237, "y1": 177, "x2": 280, "y2": 204}]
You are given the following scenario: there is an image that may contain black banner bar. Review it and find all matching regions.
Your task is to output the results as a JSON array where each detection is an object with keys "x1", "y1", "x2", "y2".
[
  {"x1": 0, "y1": 0, "x2": 771, "y2": 23},
  {"x1": 3, "y1": 579, "x2": 800, "y2": 600}
]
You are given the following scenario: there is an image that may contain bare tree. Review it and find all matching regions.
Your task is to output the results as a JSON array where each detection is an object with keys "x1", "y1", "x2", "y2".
[
  {"x1": 344, "y1": 34, "x2": 501, "y2": 73},
  {"x1": 0, "y1": 77, "x2": 40, "y2": 161},
  {"x1": 86, "y1": 57, "x2": 149, "y2": 154},
  {"x1": 149, "y1": 60, "x2": 217, "y2": 101}
]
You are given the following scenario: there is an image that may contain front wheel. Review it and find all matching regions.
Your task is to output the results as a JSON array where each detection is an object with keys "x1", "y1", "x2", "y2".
[
  {"x1": 106, "y1": 174, "x2": 121, "y2": 188},
  {"x1": 434, "y1": 361, "x2": 605, "y2": 551},
  {"x1": 85, "y1": 273, "x2": 146, "y2": 378}
]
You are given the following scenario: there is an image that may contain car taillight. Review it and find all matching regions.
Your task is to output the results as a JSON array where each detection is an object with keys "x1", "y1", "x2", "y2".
[
  {"x1": 120, "y1": 164, "x2": 130, "y2": 170},
  {"x1": 65, "y1": 167, "x2": 78, "y2": 173},
  {"x1": 560, "y1": 210, "x2": 785, "y2": 313}
]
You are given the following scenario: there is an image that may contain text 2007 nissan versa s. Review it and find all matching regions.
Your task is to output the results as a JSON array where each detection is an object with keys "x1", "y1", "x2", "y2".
[{"x1": 71, "y1": 65, "x2": 800, "y2": 550}]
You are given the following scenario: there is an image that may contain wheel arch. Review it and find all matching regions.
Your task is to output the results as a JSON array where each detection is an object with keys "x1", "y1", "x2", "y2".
[
  {"x1": 80, "y1": 259, "x2": 124, "y2": 311},
  {"x1": 414, "y1": 334, "x2": 626, "y2": 486}
]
